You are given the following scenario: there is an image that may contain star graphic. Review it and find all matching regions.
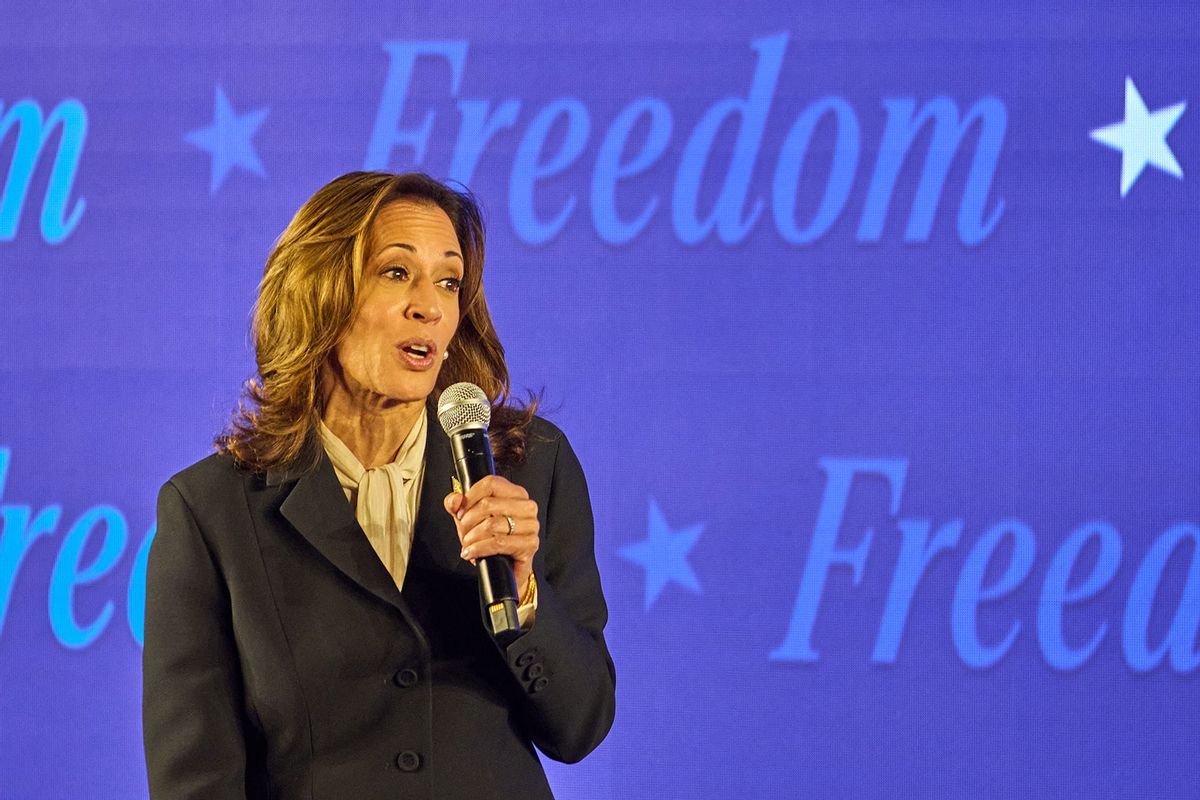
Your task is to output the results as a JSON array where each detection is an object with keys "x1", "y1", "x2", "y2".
[
  {"x1": 185, "y1": 85, "x2": 270, "y2": 195},
  {"x1": 1090, "y1": 77, "x2": 1186, "y2": 197},
  {"x1": 619, "y1": 498, "x2": 704, "y2": 610}
]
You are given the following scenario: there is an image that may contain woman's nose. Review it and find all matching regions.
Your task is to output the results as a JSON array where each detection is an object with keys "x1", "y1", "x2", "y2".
[{"x1": 405, "y1": 278, "x2": 443, "y2": 322}]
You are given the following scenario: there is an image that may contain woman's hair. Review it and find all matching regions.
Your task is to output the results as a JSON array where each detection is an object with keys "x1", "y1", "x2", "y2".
[{"x1": 217, "y1": 171, "x2": 537, "y2": 473}]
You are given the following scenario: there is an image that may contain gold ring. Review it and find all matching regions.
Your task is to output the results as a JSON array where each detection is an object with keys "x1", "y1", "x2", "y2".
[{"x1": 504, "y1": 515, "x2": 516, "y2": 535}]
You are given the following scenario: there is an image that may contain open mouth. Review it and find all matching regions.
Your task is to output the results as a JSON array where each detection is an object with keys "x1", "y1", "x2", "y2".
[{"x1": 397, "y1": 339, "x2": 437, "y2": 369}]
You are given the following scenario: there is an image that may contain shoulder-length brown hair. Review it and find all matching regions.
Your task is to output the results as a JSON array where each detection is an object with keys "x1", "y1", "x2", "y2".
[{"x1": 217, "y1": 171, "x2": 536, "y2": 473}]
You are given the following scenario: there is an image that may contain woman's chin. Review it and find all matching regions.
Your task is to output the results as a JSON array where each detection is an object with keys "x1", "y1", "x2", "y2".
[{"x1": 381, "y1": 376, "x2": 439, "y2": 405}]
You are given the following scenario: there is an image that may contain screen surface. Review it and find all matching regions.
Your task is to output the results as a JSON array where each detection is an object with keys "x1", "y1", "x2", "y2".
[{"x1": 2, "y1": 2, "x2": 1197, "y2": 798}]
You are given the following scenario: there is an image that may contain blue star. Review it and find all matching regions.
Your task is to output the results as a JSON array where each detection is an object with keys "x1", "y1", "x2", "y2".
[
  {"x1": 1090, "y1": 77, "x2": 1185, "y2": 197},
  {"x1": 185, "y1": 85, "x2": 270, "y2": 195},
  {"x1": 619, "y1": 498, "x2": 704, "y2": 610}
]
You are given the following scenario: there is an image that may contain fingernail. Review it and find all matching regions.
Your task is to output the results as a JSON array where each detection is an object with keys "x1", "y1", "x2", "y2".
[{"x1": 460, "y1": 547, "x2": 469, "y2": 559}]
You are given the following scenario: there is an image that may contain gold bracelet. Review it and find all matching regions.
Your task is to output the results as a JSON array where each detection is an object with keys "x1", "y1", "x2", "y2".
[{"x1": 520, "y1": 573, "x2": 537, "y2": 606}]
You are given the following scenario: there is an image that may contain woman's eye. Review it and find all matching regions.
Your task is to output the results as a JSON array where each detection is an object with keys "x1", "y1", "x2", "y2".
[
  {"x1": 440, "y1": 277, "x2": 462, "y2": 293},
  {"x1": 383, "y1": 266, "x2": 409, "y2": 280}
]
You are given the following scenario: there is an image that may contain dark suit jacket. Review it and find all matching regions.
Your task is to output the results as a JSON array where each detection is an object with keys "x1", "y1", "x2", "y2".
[{"x1": 142, "y1": 414, "x2": 616, "y2": 800}]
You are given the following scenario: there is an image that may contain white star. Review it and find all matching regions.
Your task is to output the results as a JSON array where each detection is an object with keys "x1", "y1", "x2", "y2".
[{"x1": 1090, "y1": 77, "x2": 1185, "y2": 197}]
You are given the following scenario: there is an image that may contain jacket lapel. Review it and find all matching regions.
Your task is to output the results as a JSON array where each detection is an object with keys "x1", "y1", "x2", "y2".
[
  {"x1": 270, "y1": 440, "x2": 407, "y2": 614},
  {"x1": 409, "y1": 413, "x2": 475, "y2": 578}
]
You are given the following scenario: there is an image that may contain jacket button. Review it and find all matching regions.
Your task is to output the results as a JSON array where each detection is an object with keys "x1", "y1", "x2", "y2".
[
  {"x1": 515, "y1": 651, "x2": 537, "y2": 667},
  {"x1": 392, "y1": 668, "x2": 419, "y2": 688},
  {"x1": 524, "y1": 663, "x2": 544, "y2": 680},
  {"x1": 396, "y1": 750, "x2": 422, "y2": 772},
  {"x1": 530, "y1": 676, "x2": 550, "y2": 694}
]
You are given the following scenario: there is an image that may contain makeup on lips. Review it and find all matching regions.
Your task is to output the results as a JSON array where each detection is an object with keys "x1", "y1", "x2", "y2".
[{"x1": 397, "y1": 339, "x2": 437, "y2": 370}]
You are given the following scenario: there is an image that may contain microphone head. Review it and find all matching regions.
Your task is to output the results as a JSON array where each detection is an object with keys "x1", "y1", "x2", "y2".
[{"x1": 437, "y1": 382, "x2": 491, "y2": 435}]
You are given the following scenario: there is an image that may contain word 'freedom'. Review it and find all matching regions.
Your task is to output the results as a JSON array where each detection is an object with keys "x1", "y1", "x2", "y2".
[{"x1": 365, "y1": 33, "x2": 1006, "y2": 247}]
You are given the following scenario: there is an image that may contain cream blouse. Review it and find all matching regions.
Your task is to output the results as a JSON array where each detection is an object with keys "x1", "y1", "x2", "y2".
[{"x1": 318, "y1": 411, "x2": 428, "y2": 591}]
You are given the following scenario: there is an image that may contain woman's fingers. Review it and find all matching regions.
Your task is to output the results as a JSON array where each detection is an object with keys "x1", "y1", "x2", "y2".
[
  {"x1": 443, "y1": 475, "x2": 525, "y2": 519},
  {"x1": 455, "y1": 496, "x2": 538, "y2": 537},
  {"x1": 446, "y1": 477, "x2": 540, "y2": 588},
  {"x1": 460, "y1": 514, "x2": 535, "y2": 551},
  {"x1": 464, "y1": 475, "x2": 529, "y2": 505},
  {"x1": 460, "y1": 529, "x2": 538, "y2": 567},
  {"x1": 443, "y1": 491, "x2": 465, "y2": 518},
  {"x1": 460, "y1": 534, "x2": 536, "y2": 563}
]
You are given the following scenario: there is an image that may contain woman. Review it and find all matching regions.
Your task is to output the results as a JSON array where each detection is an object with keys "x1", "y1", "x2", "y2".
[{"x1": 142, "y1": 172, "x2": 616, "y2": 799}]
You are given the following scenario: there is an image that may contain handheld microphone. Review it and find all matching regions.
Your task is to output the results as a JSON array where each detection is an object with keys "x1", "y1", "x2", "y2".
[{"x1": 436, "y1": 382, "x2": 521, "y2": 645}]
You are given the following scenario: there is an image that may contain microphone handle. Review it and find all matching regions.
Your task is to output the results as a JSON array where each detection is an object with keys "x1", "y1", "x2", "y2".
[{"x1": 449, "y1": 428, "x2": 521, "y2": 645}]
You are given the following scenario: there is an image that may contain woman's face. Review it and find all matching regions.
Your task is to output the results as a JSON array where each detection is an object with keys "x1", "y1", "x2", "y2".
[{"x1": 331, "y1": 200, "x2": 463, "y2": 408}]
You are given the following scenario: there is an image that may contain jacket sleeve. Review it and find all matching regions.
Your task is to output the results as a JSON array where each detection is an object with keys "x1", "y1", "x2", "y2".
[
  {"x1": 502, "y1": 432, "x2": 617, "y2": 763},
  {"x1": 143, "y1": 480, "x2": 250, "y2": 799}
]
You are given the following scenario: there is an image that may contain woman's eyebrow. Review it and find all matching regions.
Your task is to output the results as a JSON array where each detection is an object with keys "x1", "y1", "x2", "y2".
[{"x1": 381, "y1": 242, "x2": 463, "y2": 260}]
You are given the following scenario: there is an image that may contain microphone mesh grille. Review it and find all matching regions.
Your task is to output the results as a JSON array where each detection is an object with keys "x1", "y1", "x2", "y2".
[{"x1": 437, "y1": 382, "x2": 491, "y2": 434}]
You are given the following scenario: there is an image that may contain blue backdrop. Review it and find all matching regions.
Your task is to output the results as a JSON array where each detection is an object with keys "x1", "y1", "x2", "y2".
[{"x1": 2, "y1": 2, "x2": 1198, "y2": 798}]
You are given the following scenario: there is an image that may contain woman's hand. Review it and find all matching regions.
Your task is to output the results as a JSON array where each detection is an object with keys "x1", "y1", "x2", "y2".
[{"x1": 444, "y1": 475, "x2": 540, "y2": 592}]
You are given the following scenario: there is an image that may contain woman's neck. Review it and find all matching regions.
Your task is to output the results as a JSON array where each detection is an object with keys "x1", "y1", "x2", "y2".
[{"x1": 321, "y1": 384, "x2": 426, "y2": 470}]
